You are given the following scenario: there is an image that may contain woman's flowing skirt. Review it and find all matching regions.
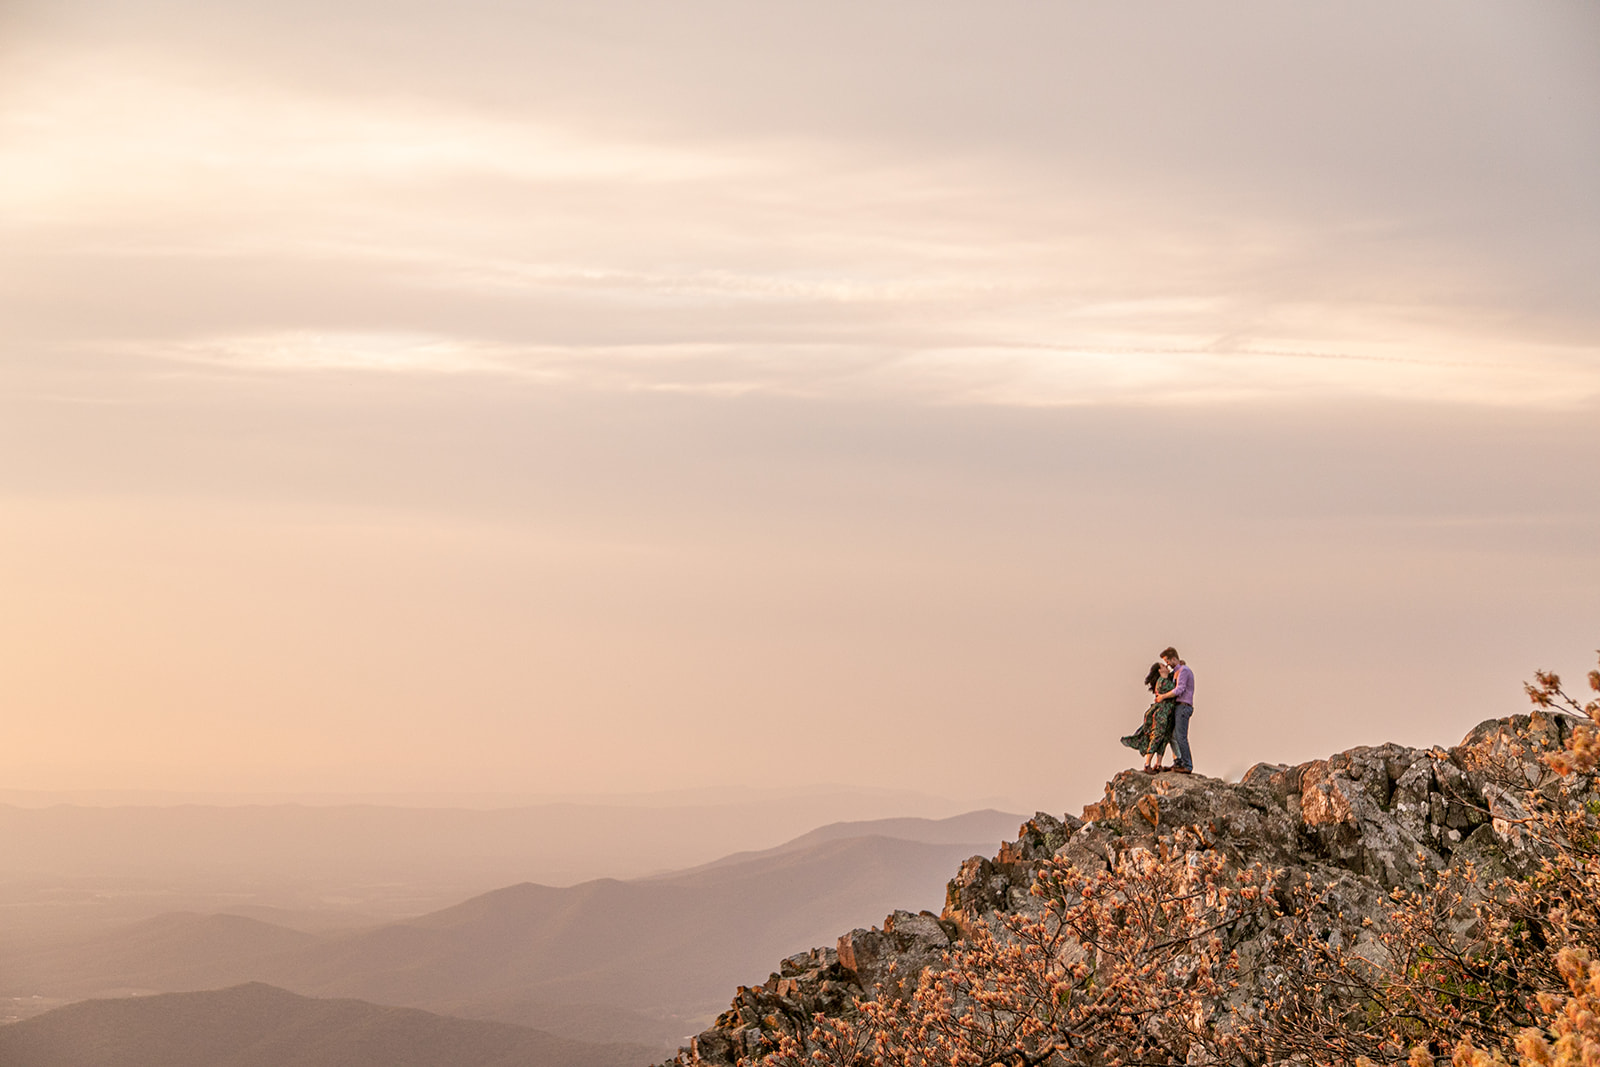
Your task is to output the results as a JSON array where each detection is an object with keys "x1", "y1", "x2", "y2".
[{"x1": 1120, "y1": 701, "x2": 1175, "y2": 757}]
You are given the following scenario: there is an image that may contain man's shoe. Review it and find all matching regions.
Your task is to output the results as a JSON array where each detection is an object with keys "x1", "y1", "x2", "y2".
[{"x1": 1173, "y1": 765, "x2": 1193, "y2": 775}]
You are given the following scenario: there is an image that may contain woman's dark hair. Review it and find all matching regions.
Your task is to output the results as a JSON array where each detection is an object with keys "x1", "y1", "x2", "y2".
[{"x1": 1144, "y1": 662, "x2": 1164, "y2": 692}]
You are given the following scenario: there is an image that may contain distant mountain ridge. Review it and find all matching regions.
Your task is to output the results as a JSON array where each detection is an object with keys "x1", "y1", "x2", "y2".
[
  {"x1": 674, "y1": 810, "x2": 1021, "y2": 874},
  {"x1": 0, "y1": 983, "x2": 654, "y2": 1067},
  {"x1": 2, "y1": 810, "x2": 1021, "y2": 1048},
  {"x1": 0, "y1": 793, "x2": 986, "y2": 895}
]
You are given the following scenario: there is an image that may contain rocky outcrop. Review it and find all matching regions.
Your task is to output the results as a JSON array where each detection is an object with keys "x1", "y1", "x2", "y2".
[
  {"x1": 660, "y1": 711, "x2": 1596, "y2": 1067},
  {"x1": 680, "y1": 948, "x2": 856, "y2": 1066}
]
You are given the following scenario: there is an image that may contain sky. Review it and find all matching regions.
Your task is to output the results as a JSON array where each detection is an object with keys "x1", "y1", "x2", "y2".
[{"x1": 1, "y1": 1, "x2": 1597, "y2": 814}]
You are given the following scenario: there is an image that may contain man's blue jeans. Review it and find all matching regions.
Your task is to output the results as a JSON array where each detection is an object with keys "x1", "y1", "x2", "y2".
[{"x1": 1171, "y1": 704, "x2": 1194, "y2": 770}]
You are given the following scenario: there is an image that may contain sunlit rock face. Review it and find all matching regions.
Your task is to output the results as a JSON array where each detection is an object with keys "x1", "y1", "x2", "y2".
[{"x1": 659, "y1": 711, "x2": 1595, "y2": 1067}]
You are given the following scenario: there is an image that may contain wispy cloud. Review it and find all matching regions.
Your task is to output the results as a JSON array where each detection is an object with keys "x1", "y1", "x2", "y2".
[
  {"x1": 132, "y1": 326, "x2": 1598, "y2": 410},
  {"x1": 0, "y1": 52, "x2": 752, "y2": 223},
  {"x1": 4, "y1": 19, "x2": 1596, "y2": 411}
]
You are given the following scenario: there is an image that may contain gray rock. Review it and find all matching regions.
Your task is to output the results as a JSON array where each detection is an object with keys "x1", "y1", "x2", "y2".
[{"x1": 838, "y1": 909, "x2": 952, "y2": 1000}]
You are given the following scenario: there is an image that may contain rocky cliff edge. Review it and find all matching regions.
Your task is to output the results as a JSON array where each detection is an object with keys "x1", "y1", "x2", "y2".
[{"x1": 662, "y1": 710, "x2": 1595, "y2": 1066}]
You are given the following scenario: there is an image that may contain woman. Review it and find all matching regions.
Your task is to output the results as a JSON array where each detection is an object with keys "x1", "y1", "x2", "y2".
[{"x1": 1120, "y1": 661, "x2": 1177, "y2": 773}]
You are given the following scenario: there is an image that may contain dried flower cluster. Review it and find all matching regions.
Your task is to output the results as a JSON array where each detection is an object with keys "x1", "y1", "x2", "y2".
[
  {"x1": 761, "y1": 832, "x2": 1281, "y2": 1066},
  {"x1": 1524, "y1": 651, "x2": 1600, "y2": 724}
]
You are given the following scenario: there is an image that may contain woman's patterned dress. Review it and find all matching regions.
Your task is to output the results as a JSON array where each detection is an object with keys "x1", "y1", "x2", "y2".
[{"x1": 1120, "y1": 676, "x2": 1176, "y2": 758}]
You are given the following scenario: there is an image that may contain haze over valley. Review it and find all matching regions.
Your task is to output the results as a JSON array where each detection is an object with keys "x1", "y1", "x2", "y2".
[
  {"x1": 0, "y1": 805, "x2": 1021, "y2": 1054},
  {"x1": 0, "y1": 787, "x2": 988, "y2": 935}
]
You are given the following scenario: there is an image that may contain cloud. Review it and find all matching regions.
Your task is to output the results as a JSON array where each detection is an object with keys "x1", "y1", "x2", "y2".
[
  {"x1": 3, "y1": 18, "x2": 1598, "y2": 415},
  {"x1": 4, "y1": 3, "x2": 1597, "y2": 411},
  {"x1": 0, "y1": 51, "x2": 754, "y2": 225},
  {"x1": 4, "y1": 0, "x2": 1600, "y2": 802},
  {"x1": 101, "y1": 325, "x2": 1593, "y2": 412}
]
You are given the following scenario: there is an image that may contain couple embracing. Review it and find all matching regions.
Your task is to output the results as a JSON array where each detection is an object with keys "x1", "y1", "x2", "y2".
[{"x1": 1120, "y1": 646, "x2": 1195, "y2": 774}]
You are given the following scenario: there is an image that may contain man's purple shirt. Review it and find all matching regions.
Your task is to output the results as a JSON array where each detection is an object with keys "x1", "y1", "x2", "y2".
[{"x1": 1171, "y1": 664, "x2": 1195, "y2": 707}]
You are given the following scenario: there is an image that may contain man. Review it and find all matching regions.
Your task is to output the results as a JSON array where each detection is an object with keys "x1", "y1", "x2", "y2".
[{"x1": 1160, "y1": 647, "x2": 1195, "y2": 774}]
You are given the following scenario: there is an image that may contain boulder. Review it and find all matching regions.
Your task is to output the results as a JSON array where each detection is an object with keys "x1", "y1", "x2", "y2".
[{"x1": 838, "y1": 910, "x2": 953, "y2": 1000}]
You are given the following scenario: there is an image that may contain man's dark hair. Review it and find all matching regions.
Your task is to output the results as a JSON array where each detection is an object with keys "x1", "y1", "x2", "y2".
[{"x1": 1160, "y1": 646, "x2": 1180, "y2": 661}]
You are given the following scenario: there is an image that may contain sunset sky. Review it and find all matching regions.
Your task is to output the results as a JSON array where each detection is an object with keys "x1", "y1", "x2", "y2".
[{"x1": 2, "y1": 1, "x2": 1596, "y2": 812}]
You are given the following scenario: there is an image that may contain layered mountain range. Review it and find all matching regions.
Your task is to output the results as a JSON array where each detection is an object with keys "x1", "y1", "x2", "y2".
[
  {"x1": 0, "y1": 983, "x2": 655, "y2": 1067},
  {"x1": 0, "y1": 810, "x2": 1020, "y2": 1062}
]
